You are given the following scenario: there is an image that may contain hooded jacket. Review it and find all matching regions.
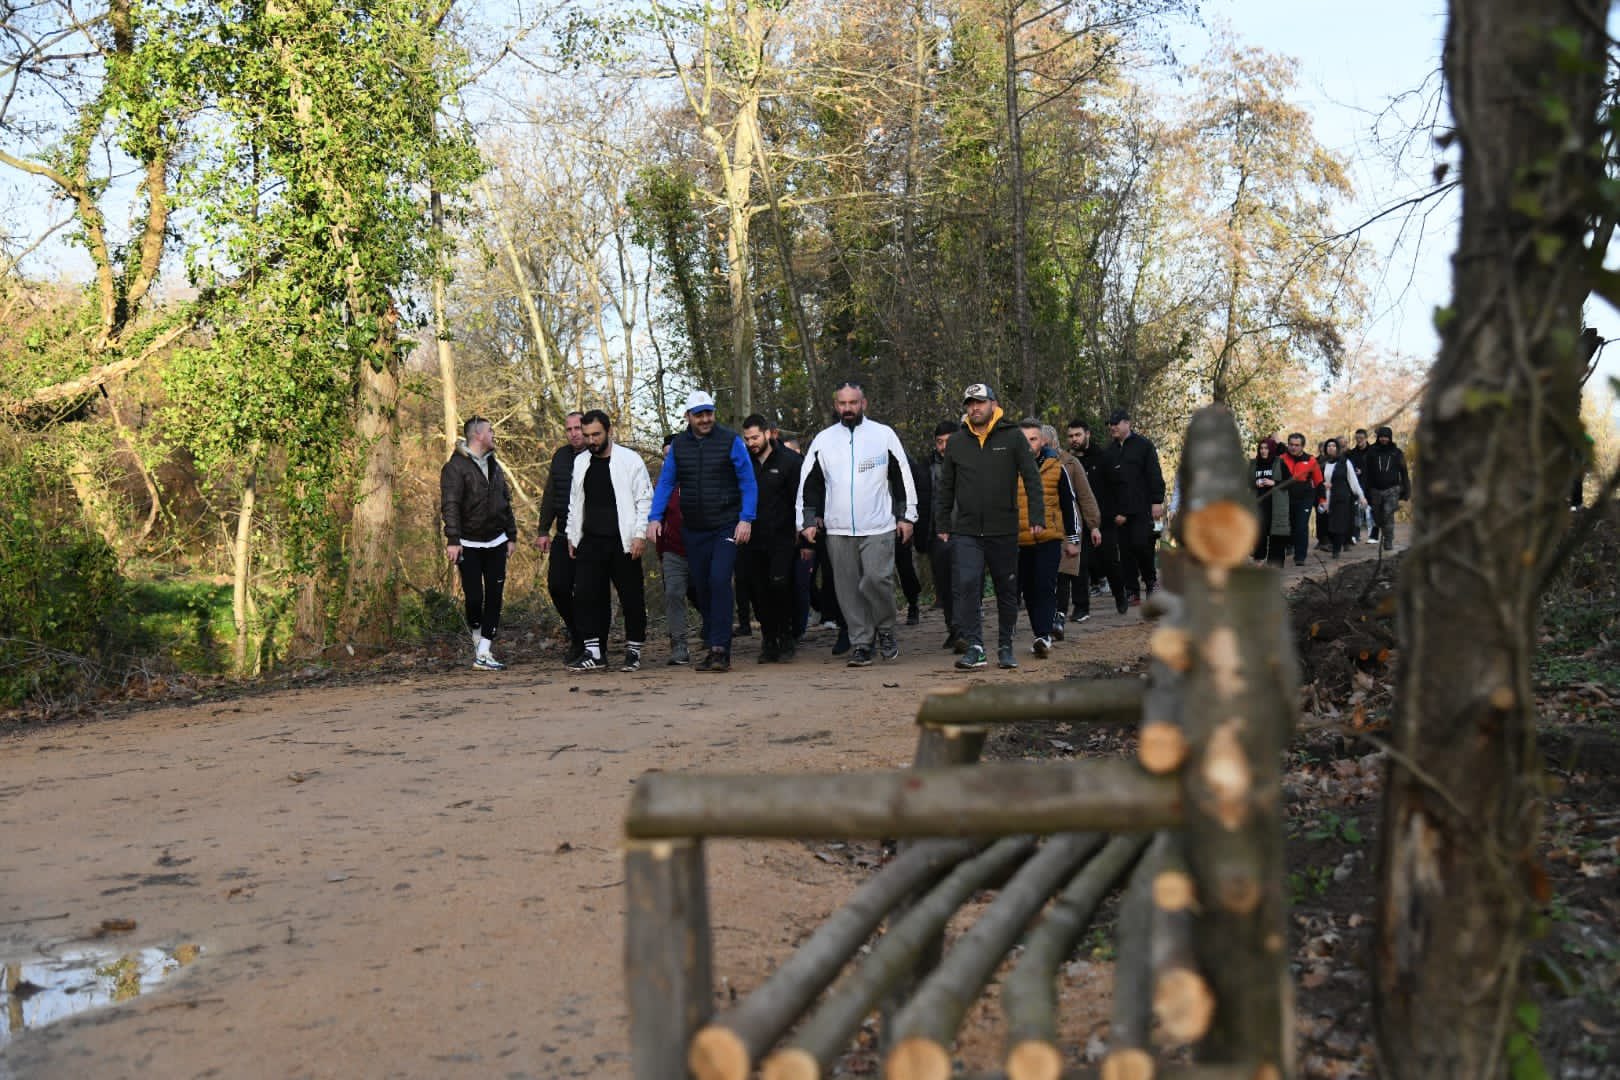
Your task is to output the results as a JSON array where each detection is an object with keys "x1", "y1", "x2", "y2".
[
  {"x1": 935, "y1": 407, "x2": 1044, "y2": 537},
  {"x1": 796, "y1": 417, "x2": 918, "y2": 536},
  {"x1": 441, "y1": 441, "x2": 517, "y2": 545}
]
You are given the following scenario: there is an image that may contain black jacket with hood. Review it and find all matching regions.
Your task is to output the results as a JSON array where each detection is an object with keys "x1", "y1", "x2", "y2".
[{"x1": 441, "y1": 442, "x2": 517, "y2": 545}]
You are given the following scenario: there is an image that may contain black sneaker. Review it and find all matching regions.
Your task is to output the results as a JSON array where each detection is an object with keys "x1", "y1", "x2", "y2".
[
  {"x1": 566, "y1": 642, "x2": 585, "y2": 665},
  {"x1": 667, "y1": 643, "x2": 691, "y2": 666},
  {"x1": 566, "y1": 652, "x2": 604, "y2": 672},
  {"x1": 877, "y1": 630, "x2": 899, "y2": 661},
  {"x1": 776, "y1": 640, "x2": 796, "y2": 663},
  {"x1": 1115, "y1": 595, "x2": 1129, "y2": 615},
  {"x1": 1074, "y1": 613, "x2": 1091, "y2": 624},
  {"x1": 831, "y1": 630, "x2": 851, "y2": 656},
  {"x1": 997, "y1": 645, "x2": 1018, "y2": 669},
  {"x1": 757, "y1": 640, "x2": 779, "y2": 663},
  {"x1": 942, "y1": 631, "x2": 959, "y2": 651},
  {"x1": 696, "y1": 649, "x2": 730, "y2": 673},
  {"x1": 1052, "y1": 614, "x2": 1065, "y2": 641},
  {"x1": 955, "y1": 644, "x2": 987, "y2": 670},
  {"x1": 847, "y1": 645, "x2": 875, "y2": 667},
  {"x1": 905, "y1": 604, "x2": 921, "y2": 626}
]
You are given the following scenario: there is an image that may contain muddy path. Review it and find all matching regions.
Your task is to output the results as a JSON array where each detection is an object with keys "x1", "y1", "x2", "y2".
[{"x1": 0, "y1": 549, "x2": 1387, "y2": 1079}]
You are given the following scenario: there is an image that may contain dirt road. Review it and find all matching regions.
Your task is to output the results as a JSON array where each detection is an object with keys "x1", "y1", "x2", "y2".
[
  {"x1": 0, "y1": 543, "x2": 1392, "y2": 1079},
  {"x1": 0, "y1": 598, "x2": 1157, "y2": 1079}
]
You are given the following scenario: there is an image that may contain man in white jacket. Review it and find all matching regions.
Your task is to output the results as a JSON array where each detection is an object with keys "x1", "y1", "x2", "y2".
[
  {"x1": 796, "y1": 380, "x2": 919, "y2": 667},
  {"x1": 566, "y1": 410, "x2": 652, "y2": 672}
]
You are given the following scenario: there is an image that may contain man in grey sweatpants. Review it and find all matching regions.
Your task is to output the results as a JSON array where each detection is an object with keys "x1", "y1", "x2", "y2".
[{"x1": 796, "y1": 381, "x2": 919, "y2": 667}]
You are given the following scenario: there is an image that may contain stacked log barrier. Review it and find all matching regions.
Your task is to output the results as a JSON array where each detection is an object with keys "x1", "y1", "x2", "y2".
[{"x1": 621, "y1": 405, "x2": 1297, "y2": 1079}]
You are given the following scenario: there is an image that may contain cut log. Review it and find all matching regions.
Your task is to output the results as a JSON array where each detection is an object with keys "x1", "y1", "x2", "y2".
[
  {"x1": 1100, "y1": 1048, "x2": 1155, "y2": 1080},
  {"x1": 884, "y1": 1037, "x2": 952, "y2": 1080},
  {"x1": 759, "y1": 837, "x2": 1037, "y2": 1080},
  {"x1": 625, "y1": 758, "x2": 1182, "y2": 840},
  {"x1": 1137, "y1": 722, "x2": 1188, "y2": 775},
  {"x1": 1173, "y1": 406, "x2": 1262, "y2": 570},
  {"x1": 911, "y1": 724, "x2": 987, "y2": 768},
  {"x1": 1149, "y1": 627, "x2": 1192, "y2": 672},
  {"x1": 1178, "y1": 564, "x2": 1297, "y2": 1066},
  {"x1": 1150, "y1": 841, "x2": 1213, "y2": 1046},
  {"x1": 886, "y1": 833, "x2": 1105, "y2": 1071},
  {"x1": 1106, "y1": 834, "x2": 1160, "y2": 1073},
  {"x1": 689, "y1": 838, "x2": 986, "y2": 1080},
  {"x1": 625, "y1": 839, "x2": 712, "y2": 1080},
  {"x1": 1002, "y1": 834, "x2": 1150, "y2": 1080},
  {"x1": 915, "y1": 677, "x2": 1145, "y2": 730}
]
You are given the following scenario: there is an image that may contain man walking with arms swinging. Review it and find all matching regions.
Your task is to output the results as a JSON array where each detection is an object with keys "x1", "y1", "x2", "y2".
[{"x1": 796, "y1": 380, "x2": 919, "y2": 667}]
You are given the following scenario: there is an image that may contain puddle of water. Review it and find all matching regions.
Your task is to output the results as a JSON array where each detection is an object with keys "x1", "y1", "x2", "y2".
[{"x1": 1, "y1": 943, "x2": 202, "y2": 1047}]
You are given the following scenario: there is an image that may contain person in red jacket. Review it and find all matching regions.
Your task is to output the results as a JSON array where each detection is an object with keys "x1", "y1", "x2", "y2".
[{"x1": 1278, "y1": 432, "x2": 1324, "y2": 566}]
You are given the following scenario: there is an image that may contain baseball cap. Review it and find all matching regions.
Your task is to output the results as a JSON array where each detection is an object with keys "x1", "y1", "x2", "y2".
[
  {"x1": 684, "y1": 390, "x2": 716, "y2": 414},
  {"x1": 962, "y1": 382, "x2": 995, "y2": 403},
  {"x1": 1107, "y1": 408, "x2": 1130, "y2": 425}
]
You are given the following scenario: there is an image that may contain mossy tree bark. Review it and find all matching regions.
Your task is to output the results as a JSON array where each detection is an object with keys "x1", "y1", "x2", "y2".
[{"x1": 1373, "y1": 1, "x2": 1606, "y2": 1074}]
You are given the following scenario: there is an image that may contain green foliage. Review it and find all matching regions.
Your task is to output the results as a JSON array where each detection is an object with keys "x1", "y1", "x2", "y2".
[{"x1": 0, "y1": 455, "x2": 126, "y2": 707}]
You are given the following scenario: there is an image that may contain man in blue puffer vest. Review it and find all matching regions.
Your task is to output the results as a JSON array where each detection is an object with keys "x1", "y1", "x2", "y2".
[{"x1": 647, "y1": 391, "x2": 758, "y2": 673}]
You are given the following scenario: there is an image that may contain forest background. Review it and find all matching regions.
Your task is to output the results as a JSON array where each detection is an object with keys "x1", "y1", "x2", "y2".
[{"x1": 1, "y1": 0, "x2": 1617, "y2": 704}]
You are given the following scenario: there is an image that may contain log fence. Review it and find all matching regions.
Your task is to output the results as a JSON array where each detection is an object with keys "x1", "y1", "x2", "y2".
[{"x1": 623, "y1": 406, "x2": 1299, "y2": 1080}]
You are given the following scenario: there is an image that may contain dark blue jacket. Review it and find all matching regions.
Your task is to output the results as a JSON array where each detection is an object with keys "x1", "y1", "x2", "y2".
[{"x1": 650, "y1": 424, "x2": 758, "y2": 532}]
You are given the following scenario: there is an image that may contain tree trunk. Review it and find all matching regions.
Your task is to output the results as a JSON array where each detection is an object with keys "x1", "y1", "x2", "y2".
[
  {"x1": 431, "y1": 188, "x2": 459, "y2": 459},
  {"x1": 341, "y1": 327, "x2": 402, "y2": 643},
  {"x1": 1373, "y1": 2, "x2": 1604, "y2": 1074},
  {"x1": 1003, "y1": 1, "x2": 1035, "y2": 415},
  {"x1": 66, "y1": 442, "x2": 124, "y2": 555},
  {"x1": 722, "y1": 158, "x2": 756, "y2": 417},
  {"x1": 232, "y1": 448, "x2": 260, "y2": 675}
]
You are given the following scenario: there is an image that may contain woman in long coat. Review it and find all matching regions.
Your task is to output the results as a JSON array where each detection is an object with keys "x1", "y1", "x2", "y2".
[
  {"x1": 1321, "y1": 437, "x2": 1368, "y2": 557},
  {"x1": 1252, "y1": 437, "x2": 1291, "y2": 566}
]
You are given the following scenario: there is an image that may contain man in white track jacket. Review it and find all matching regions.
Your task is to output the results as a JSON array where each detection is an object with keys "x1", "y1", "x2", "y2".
[{"x1": 796, "y1": 380, "x2": 919, "y2": 667}]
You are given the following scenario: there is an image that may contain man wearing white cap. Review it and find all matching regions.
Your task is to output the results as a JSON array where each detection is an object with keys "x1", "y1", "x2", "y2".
[{"x1": 647, "y1": 391, "x2": 758, "y2": 672}]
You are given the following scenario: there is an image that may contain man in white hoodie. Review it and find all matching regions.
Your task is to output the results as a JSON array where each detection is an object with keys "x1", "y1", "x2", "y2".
[
  {"x1": 796, "y1": 380, "x2": 919, "y2": 667},
  {"x1": 566, "y1": 410, "x2": 652, "y2": 672}
]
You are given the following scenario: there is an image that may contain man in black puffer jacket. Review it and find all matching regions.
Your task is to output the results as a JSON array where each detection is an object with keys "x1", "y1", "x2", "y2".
[
  {"x1": 441, "y1": 416, "x2": 518, "y2": 671},
  {"x1": 535, "y1": 411, "x2": 586, "y2": 662}
]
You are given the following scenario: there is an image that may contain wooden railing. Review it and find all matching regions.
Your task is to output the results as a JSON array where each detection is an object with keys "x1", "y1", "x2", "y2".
[{"x1": 622, "y1": 406, "x2": 1299, "y2": 1080}]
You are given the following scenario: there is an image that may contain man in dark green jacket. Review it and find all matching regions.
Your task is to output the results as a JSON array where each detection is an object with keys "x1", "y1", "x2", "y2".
[{"x1": 935, "y1": 383, "x2": 1044, "y2": 670}]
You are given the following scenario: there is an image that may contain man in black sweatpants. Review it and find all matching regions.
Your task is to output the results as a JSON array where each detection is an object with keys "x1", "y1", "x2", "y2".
[
  {"x1": 740, "y1": 415, "x2": 805, "y2": 662},
  {"x1": 441, "y1": 416, "x2": 518, "y2": 671},
  {"x1": 536, "y1": 411, "x2": 586, "y2": 662},
  {"x1": 567, "y1": 411, "x2": 650, "y2": 672}
]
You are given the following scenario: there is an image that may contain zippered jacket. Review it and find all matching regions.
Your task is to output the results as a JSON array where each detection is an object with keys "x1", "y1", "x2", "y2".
[
  {"x1": 936, "y1": 409, "x2": 1044, "y2": 537},
  {"x1": 752, "y1": 442, "x2": 806, "y2": 542},
  {"x1": 538, "y1": 442, "x2": 576, "y2": 535},
  {"x1": 566, "y1": 445, "x2": 652, "y2": 553},
  {"x1": 1017, "y1": 452, "x2": 1081, "y2": 546},
  {"x1": 441, "y1": 443, "x2": 516, "y2": 545},
  {"x1": 795, "y1": 418, "x2": 918, "y2": 536}
]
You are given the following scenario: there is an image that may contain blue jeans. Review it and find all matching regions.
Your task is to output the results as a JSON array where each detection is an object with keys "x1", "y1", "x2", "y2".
[
  {"x1": 1290, "y1": 501, "x2": 1314, "y2": 563},
  {"x1": 684, "y1": 525, "x2": 740, "y2": 651}
]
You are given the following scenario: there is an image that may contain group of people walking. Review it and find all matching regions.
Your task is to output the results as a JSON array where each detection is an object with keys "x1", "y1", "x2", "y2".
[
  {"x1": 1251, "y1": 426, "x2": 1411, "y2": 566},
  {"x1": 438, "y1": 380, "x2": 1183, "y2": 674}
]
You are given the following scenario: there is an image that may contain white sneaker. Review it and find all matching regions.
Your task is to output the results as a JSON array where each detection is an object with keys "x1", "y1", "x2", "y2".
[
  {"x1": 473, "y1": 654, "x2": 506, "y2": 671},
  {"x1": 1031, "y1": 636, "x2": 1051, "y2": 658}
]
